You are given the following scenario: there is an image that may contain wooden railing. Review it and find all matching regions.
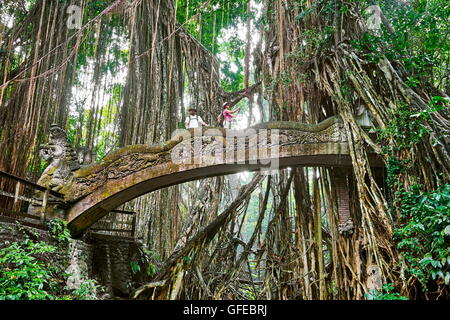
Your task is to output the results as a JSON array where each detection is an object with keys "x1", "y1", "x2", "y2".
[
  {"x1": 0, "y1": 171, "x2": 64, "y2": 198},
  {"x1": 0, "y1": 170, "x2": 67, "y2": 227},
  {"x1": 89, "y1": 209, "x2": 137, "y2": 238},
  {"x1": 0, "y1": 170, "x2": 137, "y2": 238},
  {"x1": 0, "y1": 208, "x2": 48, "y2": 230}
]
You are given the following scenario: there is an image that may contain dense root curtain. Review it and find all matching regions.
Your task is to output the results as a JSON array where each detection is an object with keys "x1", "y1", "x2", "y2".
[{"x1": 260, "y1": 0, "x2": 449, "y2": 299}]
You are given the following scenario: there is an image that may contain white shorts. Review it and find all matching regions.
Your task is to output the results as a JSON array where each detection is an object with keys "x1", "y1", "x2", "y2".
[{"x1": 223, "y1": 121, "x2": 232, "y2": 129}]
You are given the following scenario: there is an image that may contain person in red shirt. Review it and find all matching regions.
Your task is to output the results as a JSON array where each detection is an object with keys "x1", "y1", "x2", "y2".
[{"x1": 220, "y1": 102, "x2": 240, "y2": 129}]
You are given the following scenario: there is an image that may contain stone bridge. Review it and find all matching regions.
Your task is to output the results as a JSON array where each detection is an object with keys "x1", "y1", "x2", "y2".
[{"x1": 29, "y1": 117, "x2": 382, "y2": 237}]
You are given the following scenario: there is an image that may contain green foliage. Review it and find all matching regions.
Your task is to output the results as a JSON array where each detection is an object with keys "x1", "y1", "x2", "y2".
[
  {"x1": 365, "y1": 283, "x2": 409, "y2": 300},
  {"x1": 66, "y1": 115, "x2": 78, "y2": 146},
  {"x1": 379, "y1": 104, "x2": 427, "y2": 196},
  {"x1": 379, "y1": 99, "x2": 448, "y2": 151},
  {"x1": 45, "y1": 219, "x2": 71, "y2": 244},
  {"x1": 218, "y1": 35, "x2": 245, "y2": 92},
  {"x1": 378, "y1": 96, "x2": 449, "y2": 195},
  {"x1": 176, "y1": 0, "x2": 257, "y2": 91},
  {"x1": 0, "y1": 236, "x2": 104, "y2": 300},
  {"x1": 130, "y1": 260, "x2": 140, "y2": 274},
  {"x1": 136, "y1": 247, "x2": 161, "y2": 277},
  {"x1": 92, "y1": 102, "x2": 120, "y2": 160},
  {"x1": 292, "y1": 0, "x2": 340, "y2": 20},
  {"x1": 287, "y1": 26, "x2": 335, "y2": 67},
  {"x1": 69, "y1": 279, "x2": 102, "y2": 300},
  {"x1": 176, "y1": 0, "x2": 250, "y2": 54},
  {"x1": 0, "y1": 218, "x2": 103, "y2": 300},
  {"x1": 393, "y1": 184, "x2": 450, "y2": 288},
  {"x1": 385, "y1": 156, "x2": 411, "y2": 189},
  {"x1": 353, "y1": 0, "x2": 450, "y2": 90},
  {"x1": 146, "y1": 264, "x2": 157, "y2": 277},
  {"x1": 379, "y1": 99, "x2": 448, "y2": 190},
  {"x1": 351, "y1": 33, "x2": 384, "y2": 63},
  {"x1": 381, "y1": 104, "x2": 425, "y2": 147},
  {"x1": 0, "y1": 240, "x2": 59, "y2": 300},
  {"x1": 378, "y1": 96, "x2": 449, "y2": 292}
]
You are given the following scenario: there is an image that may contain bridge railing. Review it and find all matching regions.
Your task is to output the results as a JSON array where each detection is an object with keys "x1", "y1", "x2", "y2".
[
  {"x1": 0, "y1": 170, "x2": 66, "y2": 229},
  {"x1": 0, "y1": 207, "x2": 48, "y2": 230},
  {"x1": 88, "y1": 209, "x2": 137, "y2": 239},
  {"x1": 0, "y1": 171, "x2": 138, "y2": 238}
]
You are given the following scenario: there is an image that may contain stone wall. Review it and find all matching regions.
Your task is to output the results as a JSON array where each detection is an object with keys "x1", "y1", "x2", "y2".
[
  {"x1": 0, "y1": 221, "x2": 51, "y2": 246},
  {"x1": 0, "y1": 221, "x2": 144, "y2": 299},
  {"x1": 65, "y1": 240, "x2": 94, "y2": 291},
  {"x1": 89, "y1": 234, "x2": 144, "y2": 298}
]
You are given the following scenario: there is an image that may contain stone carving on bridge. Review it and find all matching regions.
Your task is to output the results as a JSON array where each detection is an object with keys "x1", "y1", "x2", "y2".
[
  {"x1": 28, "y1": 116, "x2": 355, "y2": 227},
  {"x1": 25, "y1": 116, "x2": 384, "y2": 237},
  {"x1": 28, "y1": 124, "x2": 98, "y2": 219},
  {"x1": 280, "y1": 121, "x2": 346, "y2": 145},
  {"x1": 171, "y1": 117, "x2": 347, "y2": 163},
  {"x1": 36, "y1": 124, "x2": 98, "y2": 192},
  {"x1": 58, "y1": 117, "x2": 348, "y2": 203},
  {"x1": 37, "y1": 124, "x2": 80, "y2": 192}
]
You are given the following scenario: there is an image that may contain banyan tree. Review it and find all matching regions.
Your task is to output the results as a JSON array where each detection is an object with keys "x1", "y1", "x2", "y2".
[{"x1": 0, "y1": 0, "x2": 449, "y2": 300}]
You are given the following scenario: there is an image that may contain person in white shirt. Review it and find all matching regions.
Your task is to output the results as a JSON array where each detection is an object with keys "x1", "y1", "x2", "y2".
[{"x1": 185, "y1": 108, "x2": 208, "y2": 128}]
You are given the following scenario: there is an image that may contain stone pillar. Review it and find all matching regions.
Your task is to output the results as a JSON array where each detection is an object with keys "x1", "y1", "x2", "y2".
[
  {"x1": 332, "y1": 168, "x2": 354, "y2": 235},
  {"x1": 91, "y1": 235, "x2": 139, "y2": 298},
  {"x1": 65, "y1": 240, "x2": 93, "y2": 290}
]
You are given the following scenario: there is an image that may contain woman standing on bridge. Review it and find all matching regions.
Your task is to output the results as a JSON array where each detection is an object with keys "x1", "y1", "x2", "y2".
[{"x1": 220, "y1": 102, "x2": 241, "y2": 129}]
